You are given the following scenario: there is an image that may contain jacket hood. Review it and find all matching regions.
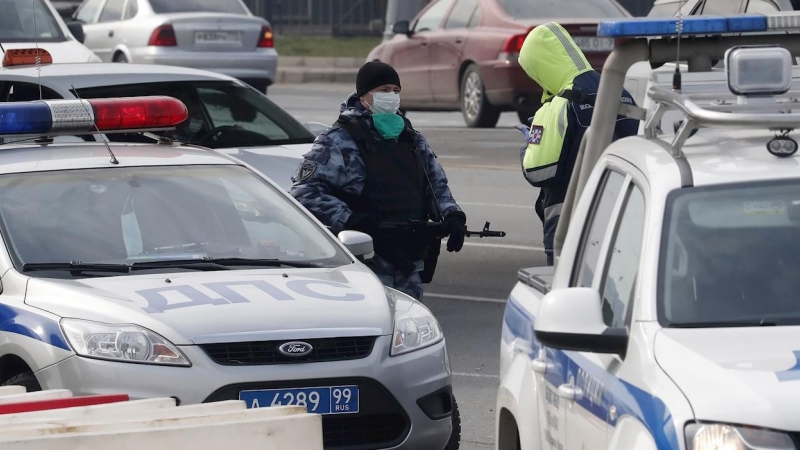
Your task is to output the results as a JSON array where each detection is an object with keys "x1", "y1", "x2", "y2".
[
  {"x1": 340, "y1": 92, "x2": 368, "y2": 116},
  {"x1": 518, "y1": 22, "x2": 593, "y2": 102}
]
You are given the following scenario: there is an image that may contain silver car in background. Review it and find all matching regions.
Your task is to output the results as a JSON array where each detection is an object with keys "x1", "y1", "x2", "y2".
[{"x1": 73, "y1": 0, "x2": 277, "y2": 93}]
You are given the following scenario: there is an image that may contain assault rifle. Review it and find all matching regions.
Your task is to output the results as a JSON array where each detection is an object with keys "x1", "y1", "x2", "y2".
[{"x1": 378, "y1": 220, "x2": 506, "y2": 239}]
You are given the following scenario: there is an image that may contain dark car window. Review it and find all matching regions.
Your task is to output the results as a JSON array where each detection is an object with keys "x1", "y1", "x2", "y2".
[
  {"x1": 445, "y1": 0, "x2": 478, "y2": 29},
  {"x1": 75, "y1": 0, "x2": 102, "y2": 23},
  {"x1": 414, "y1": 0, "x2": 455, "y2": 32},
  {"x1": 75, "y1": 81, "x2": 315, "y2": 148},
  {"x1": 123, "y1": 0, "x2": 138, "y2": 19},
  {"x1": 99, "y1": 0, "x2": 125, "y2": 22},
  {"x1": 499, "y1": 0, "x2": 625, "y2": 18},
  {"x1": 147, "y1": 0, "x2": 248, "y2": 14},
  {"x1": 0, "y1": 0, "x2": 66, "y2": 43},
  {"x1": 745, "y1": 0, "x2": 780, "y2": 12},
  {"x1": 701, "y1": 0, "x2": 744, "y2": 13}
]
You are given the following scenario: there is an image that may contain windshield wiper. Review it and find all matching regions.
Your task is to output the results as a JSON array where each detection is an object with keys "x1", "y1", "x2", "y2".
[
  {"x1": 671, "y1": 319, "x2": 782, "y2": 328},
  {"x1": 21, "y1": 263, "x2": 131, "y2": 274},
  {"x1": 130, "y1": 259, "x2": 232, "y2": 272},
  {"x1": 202, "y1": 258, "x2": 322, "y2": 269}
]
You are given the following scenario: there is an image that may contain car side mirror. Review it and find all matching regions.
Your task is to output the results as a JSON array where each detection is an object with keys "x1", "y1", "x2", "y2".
[
  {"x1": 392, "y1": 20, "x2": 411, "y2": 35},
  {"x1": 67, "y1": 22, "x2": 85, "y2": 43},
  {"x1": 534, "y1": 288, "x2": 628, "y2": 358},
  {"x1": 303, "y1": 122, "x2": 328, "y2": 136},
  {"x1": 338, "y1": 231, "x2": 374, "y2": 261}
]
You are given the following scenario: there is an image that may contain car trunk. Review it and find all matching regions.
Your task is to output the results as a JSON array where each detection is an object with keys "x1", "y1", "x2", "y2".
[{"x1": 163, "y1": 13, "x2": 264, "y2": 52}]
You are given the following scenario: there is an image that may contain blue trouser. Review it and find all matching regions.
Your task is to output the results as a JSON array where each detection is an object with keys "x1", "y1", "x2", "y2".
[
  {"x1": 366, "y1": 255, "x2": 425, "y2": 301},
  {"x1": 543, "y1": 215, "x2": 559, "y2": 266}
]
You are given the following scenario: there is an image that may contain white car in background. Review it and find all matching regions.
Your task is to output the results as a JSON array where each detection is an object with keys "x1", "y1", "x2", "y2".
[
  {"x1": 3, "y1": 0, "x2": 100, "y2": 63},
  {"x1": 0, "y1": 61, "x2": 319, "y2": 190}
]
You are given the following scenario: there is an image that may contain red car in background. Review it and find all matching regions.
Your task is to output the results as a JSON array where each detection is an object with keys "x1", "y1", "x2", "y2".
[{"x1": 367, "y1": 0, "x2": 630, "y2": 128}]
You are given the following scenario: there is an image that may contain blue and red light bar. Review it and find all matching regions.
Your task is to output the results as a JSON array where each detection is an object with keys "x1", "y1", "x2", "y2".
[{"x1": 0, "y1": 96, "x2": 188, "y2": 137}]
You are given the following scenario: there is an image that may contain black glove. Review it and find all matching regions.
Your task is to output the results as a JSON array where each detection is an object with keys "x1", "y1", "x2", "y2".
[
  {"x1": 344, "y1": 213, "x2": 380, "y2": 238},
  {"x1": 442, "y1": 211, "x2": 466, "y2": 252}
]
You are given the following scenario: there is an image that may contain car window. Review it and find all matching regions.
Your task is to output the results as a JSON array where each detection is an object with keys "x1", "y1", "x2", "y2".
[
  {"x1": 0, "y1": 0, "x2": 66, "y2": 43},
  {"x1": 468, "y1": 5, "x2": 482, "y2": 27},
  {"x1": 99, "y1": 0, "x2": 125, "y2": 22},
  {"x1": 601, "y1": 184, "x2": 645, "y2": 328},
  {"x1": 572, "y1": 170, "x2": 626, "y2": 288},
  {"x1": 498, "y1": 0, "x2": 625, "y2": 18},
  {"x1": 75, "y1": 81, "x2": 315, "y2": 148},
  {"x1": 0, "y1": 165, "x2": 351, "y2": 275},
  {"x1": 147, "y1": 0, "x2": 248, "y2": 14},
  {"x1": 701, "y1": 0, "x2": 744, "y2": 13},
  {"x1": 745, "y1": 0, "x2": 780, "y2": 12},
  {"x1": 123, "y1": 0, "x2": 137, "y2": 19},
  {"x1": 414, "y1": 0, "x2": 455, "y2": 33},
  {"x1": 445, "y1": 0, "x2": 478, "y2": 29},
  {"x1": 0, "y1": 82, "x2": 62, "y2": 102},
  {"x1": 75, "y1": 0, "x2": 102, "y2": 23},
  {"x1": 659, "y1": 180, "x2": 800, "y2": 327}
]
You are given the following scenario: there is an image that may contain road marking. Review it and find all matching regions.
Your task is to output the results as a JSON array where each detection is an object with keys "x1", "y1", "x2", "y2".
[
  {"x1": 441, "y1": 241, "x2": 545, "y2": 252},
  {"x1": 425, "y1": 292, "x2": 507, "y2": 304},
  {"x1": 452, "y1": 372, "x2": 500, "y2": 379},
  {"x1": 461, "y1": 201, "x2": 536, "y2": 210}
]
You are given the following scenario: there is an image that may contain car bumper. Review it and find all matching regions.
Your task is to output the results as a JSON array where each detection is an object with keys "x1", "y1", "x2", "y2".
[
  {"x1": 35, "y1": 335, "x2": 453, "y2": 450},
  {"x1": 129, "y1": 47, "x2": 278, "y2": 85}
]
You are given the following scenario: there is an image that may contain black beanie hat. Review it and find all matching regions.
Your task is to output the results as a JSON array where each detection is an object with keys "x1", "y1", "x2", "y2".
[{"x1": 356, "y1": 61, "x2": 401, "y2": 98}]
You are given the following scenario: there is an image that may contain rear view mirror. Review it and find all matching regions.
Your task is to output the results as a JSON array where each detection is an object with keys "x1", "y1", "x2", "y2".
[
  {"x1": 338, "y1": 231, "x2": 374, "y2": 261},
  {"x1": 534, "y1": 288, "x2": 628, "y2": 357},
  {"x1": 392, "y1": 21, "x2": 410, "y2": 35},
  {"x1": 67, "y1": 22, "x2": 85, "y2": 43}
]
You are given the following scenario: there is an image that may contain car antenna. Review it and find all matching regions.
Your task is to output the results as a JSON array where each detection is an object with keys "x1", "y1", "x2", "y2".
[
  {"x1": 672, "y1": 1, "x2": 685, "y2": 92},
  {"x1": 71, "y1": 84, "x2": 119, "y2": 164},
  {"x1": 32, "y1": 0, "x2": 43, "y2": 100}
]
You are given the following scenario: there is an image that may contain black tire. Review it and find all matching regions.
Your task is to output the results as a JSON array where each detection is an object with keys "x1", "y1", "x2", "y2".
[
  {"x1": 2, "y1": 371, "x2": 42, "y2": 392},
  {"x1": 113, "y1": 53, "x2": 128, "y2": 63},
  {"x1": 517, "y1": 109, "x2": 533, "y2": 125},
  {"x1": 460, "y1": 64, "x2": 500, "y2": 128},
  {"x1": 445, "y1": 395, "x2": 461, "y2": 450}
]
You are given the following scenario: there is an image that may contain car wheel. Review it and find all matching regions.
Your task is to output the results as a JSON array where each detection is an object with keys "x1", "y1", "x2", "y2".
[
  {"x1": 445, "y1": 395, "x2": 461, "y2": 450},
  {"x1": 461, "y1": 64, "x2": 500, "y2": 129},
  {"x1": 113, "y1": 53, "x2": 128, "y2": 63},
  {"x1": 1, "y1": 371, "x2": 42, "y2": 392}
]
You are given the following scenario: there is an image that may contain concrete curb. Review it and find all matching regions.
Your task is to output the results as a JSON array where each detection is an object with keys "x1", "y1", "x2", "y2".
[{"x1": 276, "y1": 56, "x2": 363, "y2": 84}]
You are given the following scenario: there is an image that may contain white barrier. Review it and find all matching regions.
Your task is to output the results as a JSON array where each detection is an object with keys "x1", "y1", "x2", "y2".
[{"x1": 0, "y1": 390, "x2": 324, "y2": 450}]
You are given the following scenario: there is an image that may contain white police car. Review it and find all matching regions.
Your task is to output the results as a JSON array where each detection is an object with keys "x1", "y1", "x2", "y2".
[
  {"x1": 497, "y1": 13, "x2": 800, "y2": 450},
  {"x1": 0, "y1": 93, "x2": 459, "y2": 449}
]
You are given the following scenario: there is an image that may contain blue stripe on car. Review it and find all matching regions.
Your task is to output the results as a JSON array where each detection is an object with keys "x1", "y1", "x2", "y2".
[
  {"x1": 503, "y1": 296, "x2": 679, "y2": 450},
  {"x1": 0, "y1": 304, "x2": 69, "y2": 351}
]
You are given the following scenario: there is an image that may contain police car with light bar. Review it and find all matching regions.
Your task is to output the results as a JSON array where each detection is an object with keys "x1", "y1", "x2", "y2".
[
  {"x1": 0, "y1": 92, "x2": 460, "y2": 449},
  {"x1": 497, "y1": 12, "x2": 800, "y2": 450}
]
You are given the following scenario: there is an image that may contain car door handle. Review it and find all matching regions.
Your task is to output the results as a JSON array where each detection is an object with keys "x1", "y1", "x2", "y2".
[
  {"x1": 108, "y1": 30, "x2": 114, "y2": 37},
  {"x1": 455, "y1": 38, "x2": 463, "y2": 43},
  {"x1": 531, "y1": 358, "x2": 547, "y2": 374},
  {"x1": 557, "y1": 384, "x2": 576, "y2": 400}
]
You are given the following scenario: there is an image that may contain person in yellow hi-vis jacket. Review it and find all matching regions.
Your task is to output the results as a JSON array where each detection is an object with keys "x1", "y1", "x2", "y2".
[{"x1": 517, "y1": 22, "x2": 639, "y2": 266}]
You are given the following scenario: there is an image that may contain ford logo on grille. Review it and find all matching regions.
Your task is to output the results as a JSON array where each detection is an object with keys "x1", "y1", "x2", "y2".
[{"x1": 278, "y1": 341, "x2": 313, "y2": 357}]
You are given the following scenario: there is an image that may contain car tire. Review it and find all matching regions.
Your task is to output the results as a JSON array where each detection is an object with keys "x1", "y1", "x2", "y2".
[
  {"x1": 445, "y1": 395, "x2": 462, "y2": 450},
  {"x1": 113, "y1": 53, "x2": 128, "y2": 63},
  {"x1": 517, "y1": 110, "x2": 533, "y2": 125},
  {"x1": 460, "y1": 64, "x2": 500, "y2": 129},
  {"x1": 1, "y1": 371, "x2": 42, "y2": 392}
]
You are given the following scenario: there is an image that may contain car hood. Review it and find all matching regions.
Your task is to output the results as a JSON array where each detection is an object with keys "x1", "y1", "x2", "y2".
[
  {"x1": 656, "y1": 327, "x2": 800, "y2": 430},
  {"x1": 25, "y1": 265, "x2": 392, "y2": 345},
  {"x1": 217, "y1": 143, "x2": 310, "y2": 191},
  {"x1": 2, "y1": 41, "x2": 100, "y2": 63}
]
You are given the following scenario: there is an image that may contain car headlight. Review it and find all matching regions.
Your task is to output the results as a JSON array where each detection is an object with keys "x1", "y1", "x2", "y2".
[
  {"x1": 61, "y1": 319, "x2": 191, "y2": 366},
  {"x1": 388, "y1": 288, "x2": 443, "y2": 356},
  {"x1": 686, "y1": 422, "x2": 796, "y2": 450}
]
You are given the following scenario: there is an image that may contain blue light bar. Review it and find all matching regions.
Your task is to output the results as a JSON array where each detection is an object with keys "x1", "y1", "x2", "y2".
[
  {"x1": 0, "y1": 102, "x2": 52, "y2": 135},
  {"x1": 597, "y1": 14, "x2": 768, "y2": 38}
]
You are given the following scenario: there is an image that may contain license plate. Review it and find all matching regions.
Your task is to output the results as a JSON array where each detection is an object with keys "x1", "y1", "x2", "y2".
[
  {"x1": 195, "y1": 31, "x2": 242, "y2": 44},
  {"x1": 239, "y1": 385, "x2": 359, "y2": 415},
  {"x1": 573, "y1": 37, "x2": 614, "y2": 53}
]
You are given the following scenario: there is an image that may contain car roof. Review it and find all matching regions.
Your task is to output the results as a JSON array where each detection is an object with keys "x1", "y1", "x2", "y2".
[
  {"x1": 0, "y1": 142, "x2": 237, "y2": 175},
  {"x1": 0, "y1": 63, "x2": 237, "y2": 90}
]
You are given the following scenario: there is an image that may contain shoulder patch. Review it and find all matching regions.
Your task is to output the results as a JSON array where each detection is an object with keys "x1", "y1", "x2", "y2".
[
  {"x1": 295, "y1": 160, "x2": 318, "y2": 182},
  {"x1": 529, "y1": 125, "x2": 544, "y2": 145}
]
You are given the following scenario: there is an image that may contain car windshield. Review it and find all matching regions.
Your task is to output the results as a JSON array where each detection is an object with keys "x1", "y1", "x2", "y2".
[
  {"x1": 659, "y1": 180, "x2": 800, "y2": 327},
  {"x1": 0, "y1": 0, "x2": 65, "y2": 43},
  {"x1": 147, "y1": 0, "x2": 248, "y2": 14},
  {"x1": 0, "y1": 164, "x2": 351, "y2": 277},
  {"x1": 498, "y1": 0, "x2": 625, "y2": 18},
  {"x1": 75, "y1": 81, "x2": 315, "y2": 149}
]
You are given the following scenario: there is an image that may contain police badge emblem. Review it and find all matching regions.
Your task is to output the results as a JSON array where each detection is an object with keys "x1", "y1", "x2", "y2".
[
  {"x1": 295, "y1": 160, "x2": 317, "y2": 182},
  {"x1": 529, "y1": 125, "x2": 544, "y2": 145}
]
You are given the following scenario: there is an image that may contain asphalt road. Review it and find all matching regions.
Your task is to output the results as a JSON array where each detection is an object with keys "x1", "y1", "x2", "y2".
[{"x1": 271, "y1": 84, "x2": 548, "y2": 450}]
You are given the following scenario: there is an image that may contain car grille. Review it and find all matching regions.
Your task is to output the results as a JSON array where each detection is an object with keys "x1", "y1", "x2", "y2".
[
  {"x1": 200, "y1": 336, "x2": 378, "y2": 366},
  {"x1": 205, "y1": 377, "x2": 410, "y2": 450}
]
